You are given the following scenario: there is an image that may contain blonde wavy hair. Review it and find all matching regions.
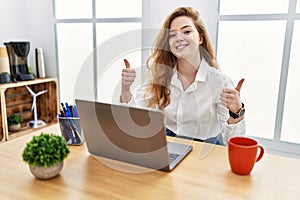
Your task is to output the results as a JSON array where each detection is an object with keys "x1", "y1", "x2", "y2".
[{"x1": 145, "y1": 7, "x2": 218, "y2": 109}]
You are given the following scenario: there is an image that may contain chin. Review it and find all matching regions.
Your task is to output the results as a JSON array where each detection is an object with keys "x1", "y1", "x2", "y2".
[{"x1": 174, "y1": 53, "x2": 188, "y2": 60}]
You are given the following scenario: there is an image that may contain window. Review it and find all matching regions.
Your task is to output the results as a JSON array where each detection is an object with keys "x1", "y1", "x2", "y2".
[
  {"x1": 217, "y1": 21, "x2": 286, "y2": 140},
  {"x1": 56, "y1": 23, "x2": 94, "y2": 104},
  {"x1": 96, "y1": 0, "x2": 141, "y2": 18},
  {"x1": 55, "y1": 0, "x2": 93, "y2": 19},
  {"x1": 219, "y1": 0, "x2": 289, "y2": 15},
  {"x1": 96, "y1": 22, "x2": 142, "y2": 103},
  {"x1": 54, "y1": 0, "x2": 142, "y2": 104},
  {"x1": 217, "y1": 0, "x2": 300, "y2": 156},
  {"x1": 281, "y1": 20, "x2": 300, "y2": 144}
]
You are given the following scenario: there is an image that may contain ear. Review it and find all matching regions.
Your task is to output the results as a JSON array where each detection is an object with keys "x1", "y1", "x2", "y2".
[{"x1": 199, "y1": 35, "x2": 204, "y2": 44}]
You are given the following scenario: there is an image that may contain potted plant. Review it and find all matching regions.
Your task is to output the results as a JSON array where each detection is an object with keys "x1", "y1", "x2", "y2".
[
  {"x1": 22, "y1": 133, "x2": 70, "y2": 180},
  {"x1": 7, "y1": 113, "x2": 23, "y2": 132}
]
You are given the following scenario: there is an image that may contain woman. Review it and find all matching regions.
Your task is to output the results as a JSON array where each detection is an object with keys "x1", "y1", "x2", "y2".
[{"x1": 121, "y1": 7, "x2": 245, "y2": 145}]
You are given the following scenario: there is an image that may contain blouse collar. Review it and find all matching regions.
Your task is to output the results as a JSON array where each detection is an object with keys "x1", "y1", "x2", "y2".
[{"x1": 171, "y1": 58, "x2": 209, "y2": 86}]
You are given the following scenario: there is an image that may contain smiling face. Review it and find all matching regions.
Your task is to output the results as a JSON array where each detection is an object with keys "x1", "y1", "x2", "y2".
[{"x1": 168, "y1": 16, "x2": 203, "y2": 61}]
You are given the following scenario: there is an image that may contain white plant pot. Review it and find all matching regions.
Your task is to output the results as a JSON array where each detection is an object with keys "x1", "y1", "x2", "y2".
[
  {"x1": 29, "y1": 162, "x2": 64, "y2": 180},
  {"x1": 8, "y1": 123, "x2": 21, "y2": 132}
]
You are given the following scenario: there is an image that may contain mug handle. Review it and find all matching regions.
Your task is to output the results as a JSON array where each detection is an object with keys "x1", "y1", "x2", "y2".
[{"x1": 255, "y1": 145, "x2": 264, "y2": 162}]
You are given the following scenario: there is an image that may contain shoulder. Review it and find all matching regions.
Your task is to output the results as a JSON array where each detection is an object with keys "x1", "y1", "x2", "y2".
[
  {"x1": 205, "y1": 65, "x2": 234, "y2": 88},
  {"x1": 206, "y1": 66, "x2": 223, "y2": 83}
]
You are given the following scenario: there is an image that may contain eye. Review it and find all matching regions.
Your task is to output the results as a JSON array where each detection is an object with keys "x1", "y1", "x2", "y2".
[
  {"x1": 184, "y1": 30, "x2": 192, "y2": 35},
  {"x1": 168, "y1": 33, "x2": 176, "y2": 38}
]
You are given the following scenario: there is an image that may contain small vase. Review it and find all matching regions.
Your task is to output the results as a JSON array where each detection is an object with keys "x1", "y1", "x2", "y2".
[
  {"x1": 8, "y1": 123, "x2": 21, "y2": 132},
  {"x1": 29, "y1": 162, "x2": 63, "y2": 180}
]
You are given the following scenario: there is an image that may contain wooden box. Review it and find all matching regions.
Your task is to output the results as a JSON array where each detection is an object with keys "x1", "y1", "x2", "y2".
[{"x1": 0, "y1": 78, "x2": 59, "y2": 141}]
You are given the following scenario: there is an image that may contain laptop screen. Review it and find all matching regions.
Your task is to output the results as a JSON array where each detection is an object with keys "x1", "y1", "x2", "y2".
[{"x1": 75, "y1": 99, "x2": 192, "y2": 172}]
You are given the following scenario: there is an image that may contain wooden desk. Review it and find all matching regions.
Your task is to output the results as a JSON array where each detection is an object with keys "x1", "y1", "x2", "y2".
[{"x1": 0, "y1": 124, "x2": 299, "y2": 199}]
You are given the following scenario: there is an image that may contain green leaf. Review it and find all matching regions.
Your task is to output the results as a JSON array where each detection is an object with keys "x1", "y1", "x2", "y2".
[{"x1": 22, "y1": 133, "x2": 70, "y2": 167}]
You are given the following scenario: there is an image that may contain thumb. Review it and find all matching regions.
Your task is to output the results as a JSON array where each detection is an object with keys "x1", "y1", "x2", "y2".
[
  {"x1": 235, "y1": 78, "x2": 245, "y2": 92},
  {"x1": 124, "y1": 59, "x2": 130, "y2": 69}
]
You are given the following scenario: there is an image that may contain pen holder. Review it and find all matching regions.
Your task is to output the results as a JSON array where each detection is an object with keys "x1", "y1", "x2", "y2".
[{"x1": 58, "y1": 117, "x2": 85, "y2": 145}]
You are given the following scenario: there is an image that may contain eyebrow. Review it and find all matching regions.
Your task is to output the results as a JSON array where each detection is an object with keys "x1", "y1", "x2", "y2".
[{"x1": 169, "y1": 25, "x2": 193, "y2": 33}]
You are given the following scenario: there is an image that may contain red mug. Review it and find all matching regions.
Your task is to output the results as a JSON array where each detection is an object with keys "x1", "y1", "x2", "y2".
[{"x1": 228, "y1": 137, "x2": 264, "y2": 175}]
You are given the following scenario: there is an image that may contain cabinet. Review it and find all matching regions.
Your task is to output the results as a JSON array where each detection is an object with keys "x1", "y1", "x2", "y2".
[{"x1": 0, "y1": 78, "x2": 59, "y2": 142}]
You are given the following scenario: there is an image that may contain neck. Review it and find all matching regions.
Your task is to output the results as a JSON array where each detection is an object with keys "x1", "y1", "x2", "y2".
[
  {"x1": 176, "y1": 57, "x2": 201, "y2": 91},
  {"x1": 177, "y1": 56, "x2": 201, "y2": 77}
]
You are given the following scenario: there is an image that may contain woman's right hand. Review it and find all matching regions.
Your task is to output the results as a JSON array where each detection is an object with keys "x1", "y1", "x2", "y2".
[{"x1": 121, "y1": 59, "x2": 136, "y2": 103}]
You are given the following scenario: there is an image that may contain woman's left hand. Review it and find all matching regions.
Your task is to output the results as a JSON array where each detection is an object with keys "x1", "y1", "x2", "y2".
[{"x1": 220, "y1": 79, "x2": 245, "y2": 113}]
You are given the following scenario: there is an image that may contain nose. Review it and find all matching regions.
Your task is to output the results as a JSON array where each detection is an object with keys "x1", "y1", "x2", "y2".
[{"x1": 175, "y1": 32, "x2": 184, "y2": 42}]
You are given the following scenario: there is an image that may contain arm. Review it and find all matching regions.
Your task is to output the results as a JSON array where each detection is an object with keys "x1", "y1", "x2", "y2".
[
  {"x1": 220, "y1": 79, "x2": 245, "y2": 125},
  {"x1": 218, "y1": 77, "x2": 246, "y2": 145},
  {"x1": 217, "y1": 102, "x2": 246, "y2": 145},
  {"x1": 120, "y1": 59, "x2": 150, "y2": 108}
]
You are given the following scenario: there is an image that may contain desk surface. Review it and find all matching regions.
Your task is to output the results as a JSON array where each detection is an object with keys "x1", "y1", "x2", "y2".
[{"x1": 1, "y1": 124, "x2": 300, "y2": 200}]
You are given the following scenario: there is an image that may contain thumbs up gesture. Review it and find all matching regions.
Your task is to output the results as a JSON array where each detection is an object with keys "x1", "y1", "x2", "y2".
[
  {"x1": 220, "y1": 79, "x2": 245, "y2": 114},
  {"x1": 121, "y1": 59, "x2": 136, "y2": 103}
]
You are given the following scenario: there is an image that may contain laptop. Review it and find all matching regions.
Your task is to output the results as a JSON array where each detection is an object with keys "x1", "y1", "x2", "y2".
[{"x1": 75, "y1": 99, "x2": 193, "y2": 172}]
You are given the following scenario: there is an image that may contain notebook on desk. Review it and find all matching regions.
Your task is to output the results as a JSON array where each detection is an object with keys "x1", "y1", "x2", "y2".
[{"x1": 75, "y1": 99, "x2": 193, "y2": 172}]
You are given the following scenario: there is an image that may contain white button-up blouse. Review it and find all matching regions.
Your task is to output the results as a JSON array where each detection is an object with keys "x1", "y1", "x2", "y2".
[{"x1": 126, "y1": 59, "x2": 245, "y2": 145}]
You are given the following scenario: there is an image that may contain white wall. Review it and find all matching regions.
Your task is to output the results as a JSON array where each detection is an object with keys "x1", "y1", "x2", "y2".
[
  {"x1": 0, "y1": 0, "x2": 27, "y2": 41},
  {"x1": 0, "y1": 0, "x2": 57, "y2": 78},
  {"x1": 26, "y1": 0, "x2": 57, "y2": 78}
]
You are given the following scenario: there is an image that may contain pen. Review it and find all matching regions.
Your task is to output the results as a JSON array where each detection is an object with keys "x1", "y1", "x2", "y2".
[
  {"x1": 65, "y1": 102, "x2": 73, "y2": 117},
  {"x1": 66, "y1": 119, "x2": 76, "y2": 143},
  {"x1": 69, "y1": 105, "x2": 74, "y2": 117},
  {"x1": 73, "y1": 105, "x2": 79, "y2": 117},
  {"x1": 60, "y1": 107, "x2": 66, "y2": 117},
  {"x1": 61, "y1": 103, "x2": 68, "y2": 117},
  {"x1": 61, "y1": 103, "x2": 66, "y2": 113},
  {"x1": 69, "y1": 121, "x2": 82, "y2": 143}
]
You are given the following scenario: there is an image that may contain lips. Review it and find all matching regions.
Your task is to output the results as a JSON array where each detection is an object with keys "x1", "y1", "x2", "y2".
[{"x1": 176, "y1": 44, "x2": 188, "y2": 50}]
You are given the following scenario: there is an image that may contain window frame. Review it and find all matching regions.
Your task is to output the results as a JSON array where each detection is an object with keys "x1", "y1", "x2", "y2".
[{"x1": 53, "y1": 0, "x2": 142, "y2": 101}]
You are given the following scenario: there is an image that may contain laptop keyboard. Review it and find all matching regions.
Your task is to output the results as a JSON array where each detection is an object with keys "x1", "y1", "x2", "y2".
[{"x1": 168, "y1": 153, "x2": 180, "y2": 164}]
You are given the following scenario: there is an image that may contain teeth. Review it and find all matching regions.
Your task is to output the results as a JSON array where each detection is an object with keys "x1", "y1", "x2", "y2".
[{"x1": 176, "y1": 44, "x2": 187, "y2": 50}]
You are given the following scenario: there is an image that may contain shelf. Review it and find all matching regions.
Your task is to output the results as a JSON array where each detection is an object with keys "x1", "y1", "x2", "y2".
[
  {"x1": 0, "y1": 78, "x2": 59, "y2": 141},
  {"x1": 7, "y1": 122, "x2": 58, "y2": 140}
]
